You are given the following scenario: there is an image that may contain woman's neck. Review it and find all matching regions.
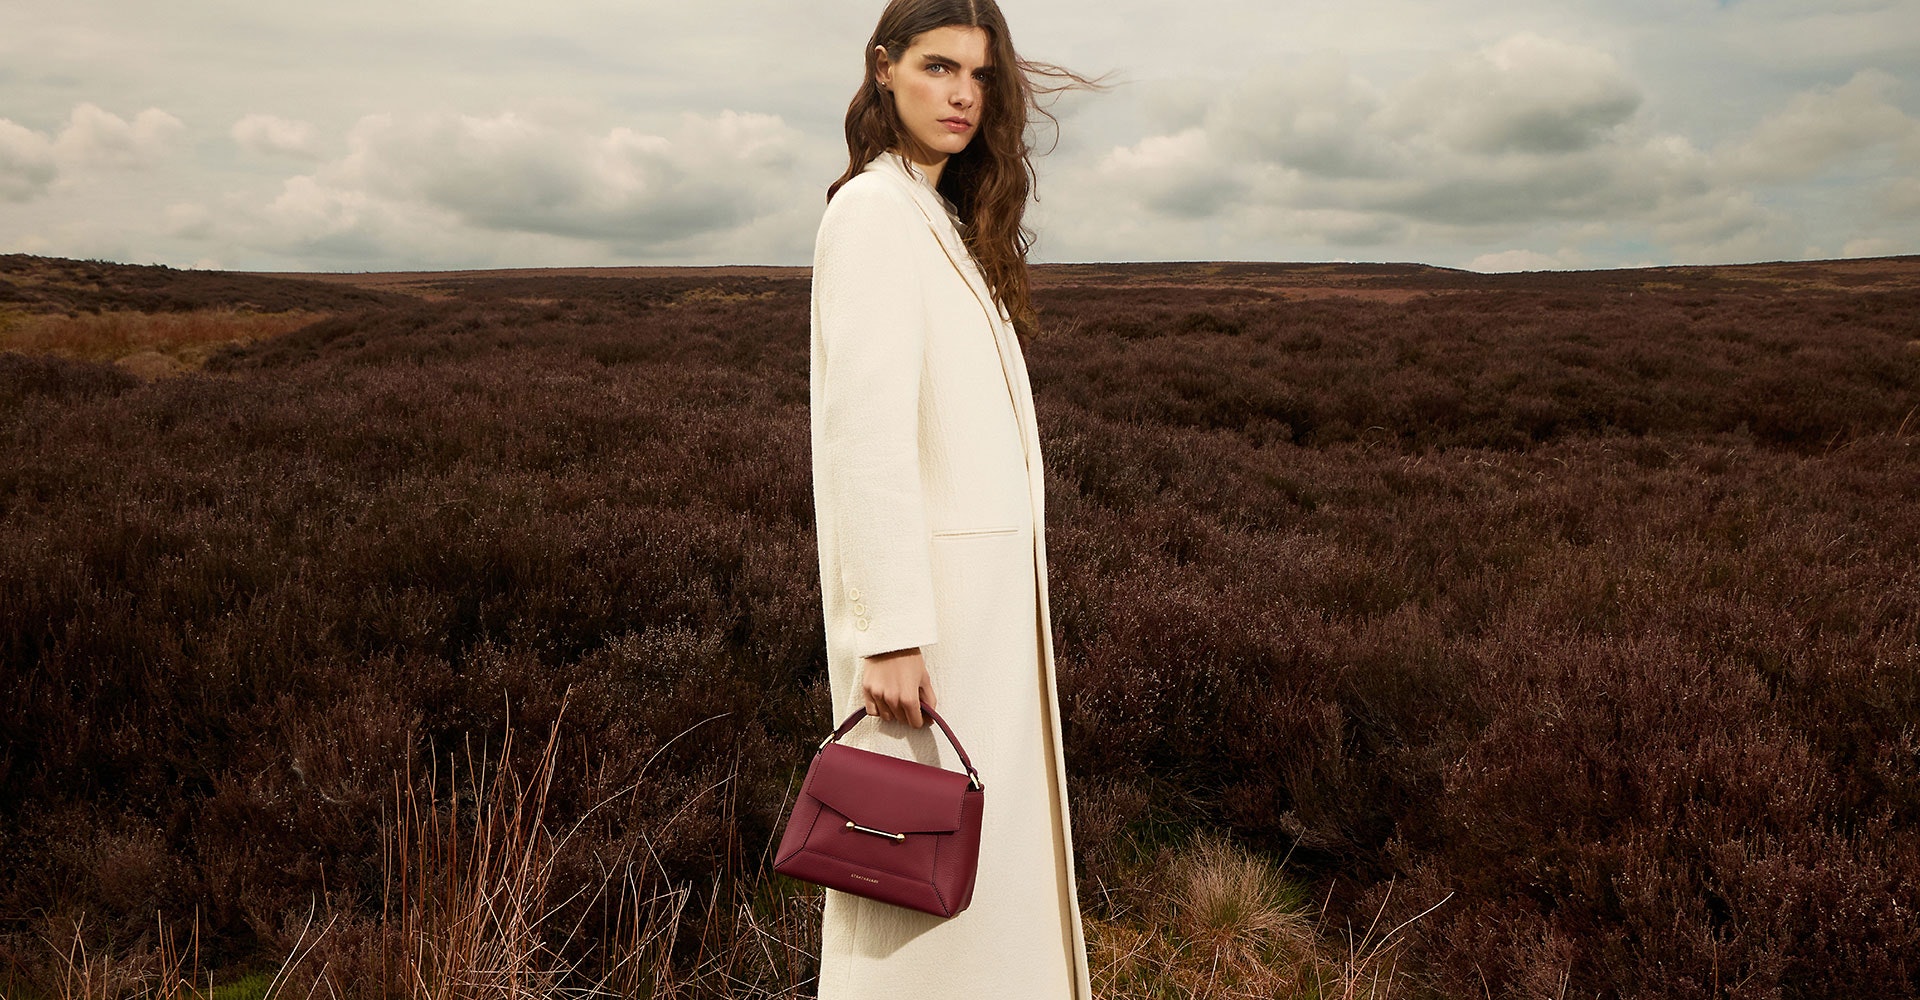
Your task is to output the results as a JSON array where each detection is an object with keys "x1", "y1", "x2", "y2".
[{"x1": 891, "y1": 145, "x2": 948, "y2": 190}]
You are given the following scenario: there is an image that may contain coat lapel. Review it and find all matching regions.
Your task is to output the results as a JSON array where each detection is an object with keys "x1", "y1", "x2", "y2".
[{"x1": 866, "y1": 153, "x2": 1030, "y2": 464}]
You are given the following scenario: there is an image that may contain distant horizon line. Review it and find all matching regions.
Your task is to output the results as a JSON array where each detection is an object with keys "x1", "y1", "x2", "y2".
[{"x1": 6, "y1": 250, "x2": 1918, "y2": 278}]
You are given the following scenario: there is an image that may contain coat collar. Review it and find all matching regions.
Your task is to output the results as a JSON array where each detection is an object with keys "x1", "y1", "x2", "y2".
[
  {"x1": 863, "y1": 151, "x2": 1011, "y2": 326},
  {"x1": 867, "y1": 149, "x2": 961, "y2": 222},
  {"x1": 862, "y1": 150, "x2": 1030, "y2": 465}
]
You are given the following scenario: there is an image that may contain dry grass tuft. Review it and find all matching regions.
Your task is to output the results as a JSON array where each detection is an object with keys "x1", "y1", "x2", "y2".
[
  {"x1": 1166, "y1": 832, "x2": 1316, "y2": 964},
  {"x1": 1085, "y1": 829, "x2": 1435, "y2": 999},
  {"x1": 663, "y1": 286, "x2": 780, "y2": 307}
]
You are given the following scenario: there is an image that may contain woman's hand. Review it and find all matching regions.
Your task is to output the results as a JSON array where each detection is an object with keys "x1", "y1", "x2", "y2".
[{"x1": 861, "y1": 647, "x2": 937, "y2": 728}]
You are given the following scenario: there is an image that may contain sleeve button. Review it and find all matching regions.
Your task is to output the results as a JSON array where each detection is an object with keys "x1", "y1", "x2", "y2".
[{"x1": 855, "y1": 619, "x2": 870, "y2": 631}]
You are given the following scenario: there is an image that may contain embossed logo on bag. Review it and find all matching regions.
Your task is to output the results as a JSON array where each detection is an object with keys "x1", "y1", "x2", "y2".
[{"x1": 850, "y1": 872, "x2": 880, "y2": 884}]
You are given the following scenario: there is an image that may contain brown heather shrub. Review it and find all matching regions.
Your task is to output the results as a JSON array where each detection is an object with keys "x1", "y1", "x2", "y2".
[
  {"x1": 0, "y1": 351, "x2": 139, "y2": 416},
  {"x1": 2, "y1": 255, "x2": 1918, "y2": 997},
  {"x1": 0, "y1": 254, "x2": 406, "y2": 316}
]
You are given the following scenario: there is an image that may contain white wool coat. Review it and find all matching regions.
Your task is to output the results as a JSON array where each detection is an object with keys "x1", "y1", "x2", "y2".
[{"x1": 808, "y1": 149, "x2": 1091, "y2": 999}]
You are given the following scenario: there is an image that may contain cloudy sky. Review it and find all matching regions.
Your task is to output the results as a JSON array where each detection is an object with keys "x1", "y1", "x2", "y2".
[{"x1": 2, "y1": 0, "x2": 1916, "y2": 272}]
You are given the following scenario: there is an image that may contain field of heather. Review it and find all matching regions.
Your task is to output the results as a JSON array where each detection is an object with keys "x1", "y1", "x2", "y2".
[{"x1": 3, "y1": 251, "x2": 1918, "y2": 999}]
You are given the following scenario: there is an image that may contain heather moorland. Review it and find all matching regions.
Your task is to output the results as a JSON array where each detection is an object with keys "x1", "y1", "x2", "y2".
[{"x1": 2, "y1": 251, "x2": 1917, "y2": 999}]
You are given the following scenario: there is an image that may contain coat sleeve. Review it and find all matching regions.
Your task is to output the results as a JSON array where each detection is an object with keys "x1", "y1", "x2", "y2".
[{"x1": 811, "y1": 182, "x2": 940, "y2": 658}]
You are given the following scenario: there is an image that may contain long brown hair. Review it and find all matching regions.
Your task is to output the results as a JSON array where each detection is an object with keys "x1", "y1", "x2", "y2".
[{"x1": 829, "y1": 0, "x2": 1107, "y2": 342}]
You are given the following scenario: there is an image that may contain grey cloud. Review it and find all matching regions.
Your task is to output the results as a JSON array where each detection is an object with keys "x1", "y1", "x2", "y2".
[
  {"x1": 226, "y1": 108, "x2": 818, "y2": 267},
  {"x1": 341, "y1": 110, "x2": 802, "y2": 245},
  {"x1": 1722, "y1": 0, "x2": 1920, "y2": 71},
  {"x1": 1076, "y1": 31, "x2": 1877, "y2": 262},
  {"x1": 1132, "y1": 76, "x2": 1215, "y2": 134},
  {"x1": 3, "y1": 0, "x2": 1915, "y2": 271},
  {"x1": 1204, "y1": 57, "x2": 1400, "y2": 180},
  {"x1": 1384, "y1": 34, "x2": 1642, "y2": 156},
  {"x1": 1286, "y1": 208, "x2": 1405, "y2": 247},
  {"x1": 1650, "y1": 189, "x2": 1795, "y2": 263},
  {"x1": 1363, "y1": 138, "x2": 1709, "y2": 227},
  {"x1": 1095, "y1": 127, "x2": 1248, "y2": 219},
  {"x1": 1144, "y1": 181, "x2": 1242, "y2": 219}
]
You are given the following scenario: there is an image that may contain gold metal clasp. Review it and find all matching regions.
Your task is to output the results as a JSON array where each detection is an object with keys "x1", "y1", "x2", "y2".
[{"x1": 844, "y1": 820, "x2": 906, "y2": 842}]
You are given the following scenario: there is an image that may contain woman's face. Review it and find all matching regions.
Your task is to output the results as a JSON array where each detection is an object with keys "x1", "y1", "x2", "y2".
[{"x1": 874, "y1": 25, "x2": 993, "y2": 166}]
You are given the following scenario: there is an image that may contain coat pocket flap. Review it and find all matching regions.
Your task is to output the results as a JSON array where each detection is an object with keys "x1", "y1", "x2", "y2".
[{"x1": 806, "y1": 742, "x2": 973, "y2": 834}]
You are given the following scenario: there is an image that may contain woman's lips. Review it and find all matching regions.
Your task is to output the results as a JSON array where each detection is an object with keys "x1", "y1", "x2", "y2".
[{"x1": 941, "y1": 118, "x2": 972, "y2": 132}]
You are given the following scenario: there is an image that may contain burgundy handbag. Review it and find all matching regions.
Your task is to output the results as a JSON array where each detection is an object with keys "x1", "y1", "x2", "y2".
[{"x1": 773, "y1": 702, "x2": 985, "y2": 918}]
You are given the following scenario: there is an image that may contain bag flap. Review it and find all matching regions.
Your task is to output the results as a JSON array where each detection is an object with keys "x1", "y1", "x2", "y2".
[{"x1": 806, "y1": 742, "x2": 973, "y2": 834}]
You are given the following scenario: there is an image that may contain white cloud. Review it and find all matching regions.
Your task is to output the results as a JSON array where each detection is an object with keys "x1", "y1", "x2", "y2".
[
  {"x1": 52, "y1": 103, "x2": 183, "y2": 168},
  {"x1": 232, "y1": 114, "x2": 321, "y2": 158},
  {"x1": 0, "y1": 103, "x2": 181, "y2": 202},
  {"x1": 0, "y1": 119, "x2": 57, "y2": 201},
  {"x1": 1721, "y1": 69, "x2": 1919, "y2": 182}
]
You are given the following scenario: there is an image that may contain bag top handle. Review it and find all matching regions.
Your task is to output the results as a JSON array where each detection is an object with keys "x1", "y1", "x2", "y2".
[{"x1": 820, "y1": 702, "x2": 982, "y2": 790}]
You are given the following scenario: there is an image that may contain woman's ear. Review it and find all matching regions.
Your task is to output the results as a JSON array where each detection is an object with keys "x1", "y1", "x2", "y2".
[{"x1": 873, "y1": 44, "x2": 893, "y2": 90}]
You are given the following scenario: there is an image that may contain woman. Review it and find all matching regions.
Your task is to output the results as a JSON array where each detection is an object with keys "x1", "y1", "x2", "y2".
[{"x1": 807, "y1": 1, "x2": 1103, "y2": 996}]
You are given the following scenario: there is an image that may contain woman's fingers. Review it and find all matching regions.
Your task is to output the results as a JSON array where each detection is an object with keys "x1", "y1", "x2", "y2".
[
  {"x1": 859, "y1": 651, "x2": 932, "y2": 727},
  {"x1": 862, "y1": 689, "x2": 922, "y2": 726}
]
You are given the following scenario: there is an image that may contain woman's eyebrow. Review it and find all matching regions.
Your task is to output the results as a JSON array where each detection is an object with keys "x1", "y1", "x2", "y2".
[{"x1": 921, "y1": 53, "x2": 994, "y2": 71}]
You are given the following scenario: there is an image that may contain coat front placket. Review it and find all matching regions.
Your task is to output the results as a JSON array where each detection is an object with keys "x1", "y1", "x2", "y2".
[{"x1": 873, "y1": 154, "x2": 1090, "y2": 998}]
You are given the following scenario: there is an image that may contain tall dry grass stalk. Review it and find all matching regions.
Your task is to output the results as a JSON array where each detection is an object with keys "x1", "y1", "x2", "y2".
[
  {"x1": 370, "y1": 692, "x2": 647, "y2": 1000},
  {"x1": 29, "y1": 696, "x2": 818, "y2": 1000},
  {"x1": 31, "y1": 907, "x2": 284, "y2": 1000},
  {"x1": 316, "y1": 695, "x2": 814, "y2": 999},
  {"x1": 28, "y1": 726, "x2": 1433, "y2": 999},
  {"x1": 35, "y1": 912, "x2": 190, "y2": 1000}
]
